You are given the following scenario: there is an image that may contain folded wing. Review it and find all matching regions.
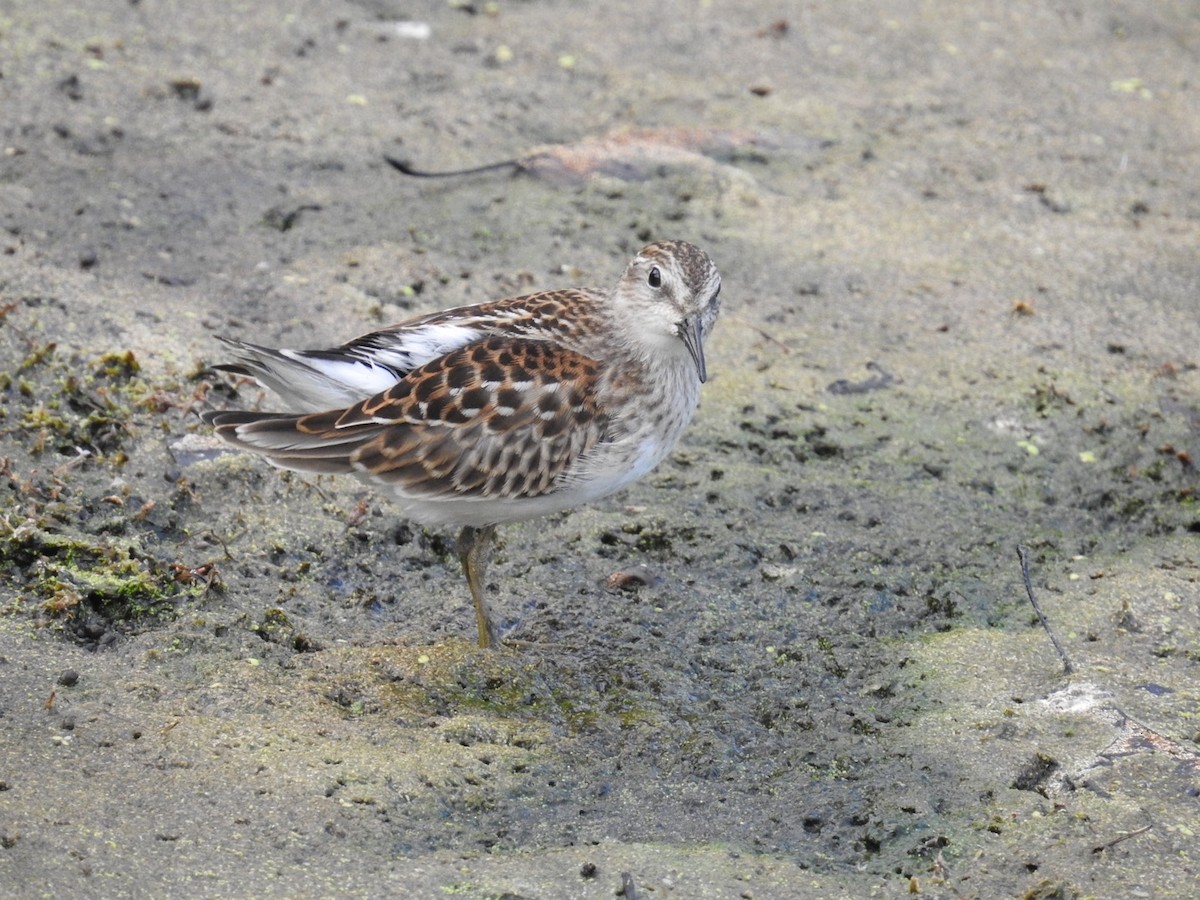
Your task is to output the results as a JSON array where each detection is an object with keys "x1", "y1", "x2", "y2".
[{"x1": 204, "y1": 336, "x2": 610, "y2": 501}]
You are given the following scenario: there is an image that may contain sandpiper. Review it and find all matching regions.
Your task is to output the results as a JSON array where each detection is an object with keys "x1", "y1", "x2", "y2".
[{"x1": 202, "y1": 240, "x2": 722, "y2": 647}]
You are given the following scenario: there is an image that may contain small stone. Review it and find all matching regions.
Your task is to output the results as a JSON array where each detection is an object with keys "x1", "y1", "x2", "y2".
[
  {"x1": 760, "y1": 563, "x2": 797, "y2": 582},
  {"x1": 169, "y1": 77, "x2": 202, "y2": 101},
  {"x1": 605, "y1": 565, "x2": 662, "y2": 591}
]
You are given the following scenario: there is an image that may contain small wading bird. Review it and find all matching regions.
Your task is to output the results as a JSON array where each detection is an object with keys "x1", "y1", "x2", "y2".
[{"x1": 203, "y1": 240, "x2": 722, "y2": 648}]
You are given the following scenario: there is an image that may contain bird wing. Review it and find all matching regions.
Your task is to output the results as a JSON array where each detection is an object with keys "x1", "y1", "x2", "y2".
[
  {"x1": 212, "y1": 290, "x2": 600, "y2": 413},
  {"x1": 205, "y1": 335, "x2": 610, "y2": 500}
]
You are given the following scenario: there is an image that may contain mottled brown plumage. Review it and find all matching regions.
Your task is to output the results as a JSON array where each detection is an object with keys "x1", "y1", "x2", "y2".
[{"x1": 203, "y1": 240, "x2": 722, "y2": 647}]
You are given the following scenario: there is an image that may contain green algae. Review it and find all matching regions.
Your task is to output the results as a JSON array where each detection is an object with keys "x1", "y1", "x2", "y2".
[{"x1": 0, "y1": 519, "x2": 210, "y2": 631}]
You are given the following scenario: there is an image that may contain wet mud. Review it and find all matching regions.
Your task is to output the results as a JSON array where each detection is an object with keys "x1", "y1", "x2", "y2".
[{"x1": 1, "y1": 2, "x2": 1198, "y2": 897}]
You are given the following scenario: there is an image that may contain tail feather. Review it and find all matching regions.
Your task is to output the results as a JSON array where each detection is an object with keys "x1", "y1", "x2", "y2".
[{"x1": 201, "y1": 409, "x2": 378, "y2": 474}]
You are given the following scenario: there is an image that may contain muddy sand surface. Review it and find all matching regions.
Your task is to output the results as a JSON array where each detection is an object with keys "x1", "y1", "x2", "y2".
[{"x1": 2, "y1": 1, "x2": 1198, "y2": 897}]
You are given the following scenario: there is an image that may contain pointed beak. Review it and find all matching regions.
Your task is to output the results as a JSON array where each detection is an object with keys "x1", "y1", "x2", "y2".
[{"x1": 679, "y1": 315, "x2": 707, "y2": 384}]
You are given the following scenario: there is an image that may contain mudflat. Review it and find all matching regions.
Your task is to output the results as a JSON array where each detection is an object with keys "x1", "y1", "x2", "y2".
[{"x1": 1, "y1": 2, "x2": 1197, "y2": 897}]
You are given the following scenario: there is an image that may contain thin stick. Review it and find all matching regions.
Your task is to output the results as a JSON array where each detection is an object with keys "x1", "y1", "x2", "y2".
[
  {"x1": 1092, "y1": 824, "x2": 1152, "y2": 854},
  {"x1": 383, "y1": 154, "x2": 520, "y2": 179},
  {"x1": 728, "y1": 314, "x2": 793, "y2": 354},
  {"x1": 1017, "y1": 545, "x2": 1074, "y2": 675}
]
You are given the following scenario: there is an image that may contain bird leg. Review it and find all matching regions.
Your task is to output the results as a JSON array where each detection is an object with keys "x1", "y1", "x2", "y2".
[{"x1": 457, "y1": 524, "x2": 499, "y2": 649}]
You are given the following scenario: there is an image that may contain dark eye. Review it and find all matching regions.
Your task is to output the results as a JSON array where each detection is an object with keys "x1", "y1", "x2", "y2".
[{"x1": 647, "y1": 266, "x2": 662, "y2": 288}]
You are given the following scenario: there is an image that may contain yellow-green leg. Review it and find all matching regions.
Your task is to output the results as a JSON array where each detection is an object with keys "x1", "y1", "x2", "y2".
[{"x1": 457, "y1": 524, "x2": 499, "y2": 649}]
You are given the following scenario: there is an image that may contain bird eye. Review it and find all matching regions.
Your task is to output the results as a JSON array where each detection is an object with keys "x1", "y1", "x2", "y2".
[{"x1": 647, "y1": 266, "x2": 662, "y2": 288}]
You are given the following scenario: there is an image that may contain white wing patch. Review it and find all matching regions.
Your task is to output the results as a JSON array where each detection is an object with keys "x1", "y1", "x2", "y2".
[
  {"x1": 350, "y1": 322, "x2": 485, "y2": 372},
  {"x1": 278, "y1": 352, "x2": 402, "y2": 405},
  {"x1": 219, "y1": 322, "x2": 489, "y2": 413}
]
